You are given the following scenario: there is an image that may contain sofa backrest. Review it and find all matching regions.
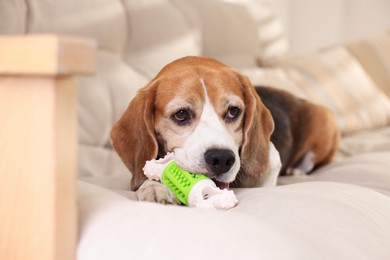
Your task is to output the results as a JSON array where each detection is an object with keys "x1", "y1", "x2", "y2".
[{"x1": 0, "y1": 0, "x2": 288, "y2": 189}]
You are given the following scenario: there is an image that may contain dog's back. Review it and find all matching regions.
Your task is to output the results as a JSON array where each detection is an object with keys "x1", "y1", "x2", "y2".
[{"x1": 255, "y1": 86, "x2": 340, "y2": 175}]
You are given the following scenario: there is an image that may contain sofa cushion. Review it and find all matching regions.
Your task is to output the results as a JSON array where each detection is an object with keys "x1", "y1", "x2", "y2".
[
  {"x1": 281, "y1": 46, "x2": 390, "y2": 134},
  {"x1": 121, "y1": 0, "x2": 201, "y2": 78},
  {"x1": 0, "y1": 0, "x2": 26, "y2": 34},
  {"x1": 77, "y1": 50, "x2": 148, "y2": 189},
  {"x1": 279, "y1": 151, "x2": 390, "y2": 196},
  {"x1": 77, "y1": 181, "x2": 390, "y2": 259},
  {"x1": 242, "y1": 46, "x2": 390, "y2": 134},
  {"x1": 337, "y1": 126, "x2": 390, "y2": 158},
  {"x1": 180, "y1": 0, "x2": 288, "y2": 69},
  {"x1": 347, "y1": 31, "x2": 390, "y2": 97},
  {"x1": 26, "y1": 0, "x2": 127, "y2": 55}
]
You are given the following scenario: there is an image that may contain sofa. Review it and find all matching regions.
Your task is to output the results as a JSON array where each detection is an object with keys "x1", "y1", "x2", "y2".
[{"x1": 1, "y1": 0, "x2": 390, "y2": 259}]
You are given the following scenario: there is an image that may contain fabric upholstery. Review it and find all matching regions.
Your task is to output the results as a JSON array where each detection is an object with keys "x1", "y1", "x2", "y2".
[
  {"x1": 78, "y1": 51, "x2": 148, "y2": 189},
  {"x1": 337, "y1": 126, "x2": 390, "y2": 158},
  {"x1": 281, "y1": 46, "x2": 390, "y2": 134},
  {"x1": 77, "y1": 181, "x2": 390, "y2": 259},
  {"x1": 347, "y1": 31, "x2": 390, "y2": 97},
  {"x1": 242, "y1": 47, "x2": 390, "y2": 134},
  {"x1": 121, "y1": 0, "x2": 202, "y2": 78},
  {"x1": 0, "y1": 0, "x2": 26, "y2": 34},
  {"x1": 27, "y1": 0, "x2": 127, "y2": 55},
  {"x1": 179, "y1": 0, "x2": 288, "y2": 69}
]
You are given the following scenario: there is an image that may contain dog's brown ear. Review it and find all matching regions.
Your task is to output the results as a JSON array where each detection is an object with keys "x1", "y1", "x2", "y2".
[
  {"x1": 237, "y1": 74, "x2": 274, "y2": 179},
  {"x1": 110, "y1": 81, "x2": 159, "y2": 191}
]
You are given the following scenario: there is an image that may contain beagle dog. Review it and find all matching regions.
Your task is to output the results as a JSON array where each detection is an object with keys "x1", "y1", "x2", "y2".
[
  {"x1": 111, "y1": 56, "x2": 339, "y2": 204},
  {"x1": 255, "y1": 86, "x2": 340, "y2": 176}
]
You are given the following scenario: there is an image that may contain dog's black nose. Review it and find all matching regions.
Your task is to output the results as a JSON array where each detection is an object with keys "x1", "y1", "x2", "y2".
[{"x1": 204, "y1": 149, "x2": 236, "y2": 175}]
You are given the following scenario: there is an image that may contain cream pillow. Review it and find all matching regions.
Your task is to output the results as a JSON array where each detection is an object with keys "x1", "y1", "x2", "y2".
[
  {"x1": 281, "y1": 46, "x2": 390, "y2": 134},
  {"x1": 243, "y1": 46, "x2": 390, "y2": 134},
  {"x1": 347, "y1": 32, "x2": 390, "y2": 98}
]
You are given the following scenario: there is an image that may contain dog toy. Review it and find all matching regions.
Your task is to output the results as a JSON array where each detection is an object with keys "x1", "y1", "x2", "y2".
[{"x1": 143, "y1": 152, "x2": 238, "y2": 210}]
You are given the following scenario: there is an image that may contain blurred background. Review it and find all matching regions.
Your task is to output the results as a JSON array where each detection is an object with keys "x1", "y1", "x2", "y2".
[{"x1": 259, "y1": 0, "x2": 390, "y2": 54}]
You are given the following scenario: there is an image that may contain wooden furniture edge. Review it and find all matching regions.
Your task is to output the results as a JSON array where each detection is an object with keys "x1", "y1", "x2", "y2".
[
  {"x1": 0, "y1": 34, "x2": 97, "y2": 76},
  {"x1": 0, "y1": 34, "x2": 96, "y2": 260}
]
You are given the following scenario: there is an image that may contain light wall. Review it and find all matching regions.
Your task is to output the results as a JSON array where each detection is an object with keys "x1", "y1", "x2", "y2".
[{"x1": 261, "y1": 0, "x2": 390, "y2": 54}]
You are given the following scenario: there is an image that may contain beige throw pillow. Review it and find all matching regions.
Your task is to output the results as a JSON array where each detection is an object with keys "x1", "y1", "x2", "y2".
[{"x1": 242, "y1": 46, "x2": 390, "y2": 134}]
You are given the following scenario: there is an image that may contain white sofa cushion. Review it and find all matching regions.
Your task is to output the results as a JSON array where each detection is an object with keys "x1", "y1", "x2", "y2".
[
  {"x1": 26, "y1": 0, "x2": 127, "y2": 55},
  {"x1": 280, "y1": 151, "x2": 390, "y2": 196},
  {"x1": 338, "y1": 126, "x2": 390, "y2": 157},
  {"x1": 77, "y1": 181, "x2": 390, "y2": 259},
  {"x1": 0, "y1": 0, "x2": 26, "y2": 34},
  {"x1": 77, "y1": 51, "x2": 148, "y2": 189},
  {"x1": 121, "y1": 0, "x2": 202, "y2": 78},
  {"x1": 181, "y1": 0, "x2": 288, "y2": 69}
]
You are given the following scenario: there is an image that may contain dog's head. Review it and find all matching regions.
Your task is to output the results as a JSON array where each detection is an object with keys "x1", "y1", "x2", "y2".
[{"x1": 111, "y1": 57, "x2": 275, "y2": 190}]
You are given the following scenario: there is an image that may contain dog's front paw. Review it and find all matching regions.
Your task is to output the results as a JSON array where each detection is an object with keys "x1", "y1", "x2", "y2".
[
  {"x1": 136, "y1": 180, "x2": 180, "y2": 205},
  {"x1": 286, "y1": 167, "x2": 307, "y2": 176}
]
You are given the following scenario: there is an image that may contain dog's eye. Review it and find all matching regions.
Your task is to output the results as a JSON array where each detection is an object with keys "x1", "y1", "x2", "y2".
[
  {"x1": 172, "y1": 109, "x2": 192, "y2": 126},
  {"x1": 225, "y1": 106, "x2": 241, "y2": 122}
]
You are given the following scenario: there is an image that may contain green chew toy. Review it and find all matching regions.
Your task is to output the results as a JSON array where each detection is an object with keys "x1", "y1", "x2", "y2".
[
  {"x1": 162, "y1": 161, "x2": 209, "y2": 205},
  {"x1": 143, "y1": 152, "x2": 238, "y2": 209}
]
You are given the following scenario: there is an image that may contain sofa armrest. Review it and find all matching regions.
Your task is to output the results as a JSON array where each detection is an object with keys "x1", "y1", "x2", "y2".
[{"x1": 0, "y1": 35, "x2": 96, "y2": 260}]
